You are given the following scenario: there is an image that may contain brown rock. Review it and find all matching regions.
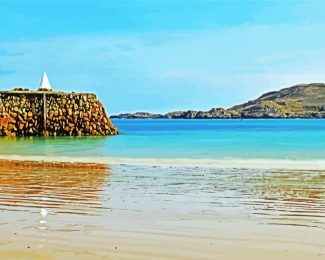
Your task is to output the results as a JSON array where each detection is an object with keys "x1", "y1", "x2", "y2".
[
  {"x1": 1, "y1": 118, "x2": 8, "y2": 128},
  {"x1": 9, "y1": 117, "x2": 16, "y2": 124}
]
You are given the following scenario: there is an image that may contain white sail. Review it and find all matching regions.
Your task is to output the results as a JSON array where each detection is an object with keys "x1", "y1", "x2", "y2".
[{"x1": 38, "y1": 72, "x2": 52, "y2": 91}]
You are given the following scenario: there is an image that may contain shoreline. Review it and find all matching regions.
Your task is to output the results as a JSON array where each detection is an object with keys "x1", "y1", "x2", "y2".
[
  {"x1": 0, "y1": 155, "x2": 324, "y2": 259},
  {"x1": 112, "y1": 117, "x2": 325, "y2": 119},
  {"x1": 0, "y1": 159, "x2": 108, "y2": 169},
  {"x1": 0, "y1": 224, "x2": 324, "y2": 260},
  {"x1": 0, "y1": 155, "x2": 325, "y2": 170}
]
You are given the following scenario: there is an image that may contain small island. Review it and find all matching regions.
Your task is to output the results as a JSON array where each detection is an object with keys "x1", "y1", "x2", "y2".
[{"x1": 112, "y1": 83, "x2": 325, "y2": 119}]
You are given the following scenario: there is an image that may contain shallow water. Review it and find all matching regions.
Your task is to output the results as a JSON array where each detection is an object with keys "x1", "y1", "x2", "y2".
[
  {"x1": 0, "y1": 163, "x2": 324, "y2": 258},
  {"x1": 0, "y1": 164, "x2": 323, "y2": 229},
  {"x1": 1, "y1": 119, "x2": 325, "y2": 163},
  {"x1": 0, "y1": 120, "x2": 325, "y2": 258}
]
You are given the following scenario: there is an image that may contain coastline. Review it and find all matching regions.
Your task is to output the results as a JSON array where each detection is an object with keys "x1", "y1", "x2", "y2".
[
  {"x1": 1, "y1": 155, "x2": 325, "y2": 170},
  {"x1": 111, "y1": 83, "x2": 325, "y2": 119},
  {"x1": 0, "y1": 223, "x2": 324, "y2": 259},
  {"x1": 1, "y1": 119, "x2": 325, "y2": 259},
  {"x1": 0, "y1": 160, "x2": 324, "y2": 259},
  {"x1": 0, "y1": 158, "x2": 108, "y2": 169}
]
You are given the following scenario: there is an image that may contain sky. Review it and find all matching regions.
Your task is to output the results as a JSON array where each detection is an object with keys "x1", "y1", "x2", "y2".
[{"x1": 1, "y1": 0, "x2": 325, "y2": 114}]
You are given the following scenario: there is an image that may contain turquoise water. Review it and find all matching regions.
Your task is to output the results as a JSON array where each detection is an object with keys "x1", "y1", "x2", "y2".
[
  {"x1": 1, "y1": 119, "x2": 325, "y2": 163},
  {"x1": 1, "y1": 120, "x2": 324, "y2": 257}
]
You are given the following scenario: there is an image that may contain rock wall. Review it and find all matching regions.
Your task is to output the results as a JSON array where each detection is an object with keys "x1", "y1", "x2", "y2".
[{"x1": 0, "y1": 91, "x2": 118, "y2": 137}]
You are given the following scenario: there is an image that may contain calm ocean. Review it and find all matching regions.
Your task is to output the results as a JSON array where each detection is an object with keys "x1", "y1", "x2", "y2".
[
  {"x1": 1, "y1": 119, "x2": 325, "y2": 166},
  {"x1": 0, "y1": 119, "x2": 324, "y2": 255}
]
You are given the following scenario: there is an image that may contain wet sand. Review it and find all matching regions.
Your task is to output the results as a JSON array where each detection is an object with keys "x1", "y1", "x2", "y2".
[
  {"x1": 3, "y1": 154, "x2": 325, "y2": 170},
  {"x1": 0, "y1": 160, "x2": 324, "y2": 259}
]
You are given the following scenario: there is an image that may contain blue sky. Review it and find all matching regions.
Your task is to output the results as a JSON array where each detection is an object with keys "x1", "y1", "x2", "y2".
[{"x1": 1, "y1": 1, "x2": 325, "y2": 113}]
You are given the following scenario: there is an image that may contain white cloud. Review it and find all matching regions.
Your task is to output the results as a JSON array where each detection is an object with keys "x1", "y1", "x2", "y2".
[{"x1": 1, "y1": 22, "x2": 325, "y2": 113}]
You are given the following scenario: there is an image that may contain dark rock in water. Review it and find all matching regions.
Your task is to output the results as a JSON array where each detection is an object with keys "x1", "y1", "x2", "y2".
[
  {"x1": 166, "y1": 110, "x2": 198, "y2": 119},
  {"x1": 111, "y1": 112, "x2": 165, "y2": 119},
  {"x1": 196, "y1": 108, "x2": 240, "y2": 119}
]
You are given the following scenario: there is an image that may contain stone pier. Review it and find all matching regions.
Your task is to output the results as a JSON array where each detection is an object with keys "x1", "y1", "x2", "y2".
[{"x1": 0, "y1": 91, "x2": 118, "y2": 137}]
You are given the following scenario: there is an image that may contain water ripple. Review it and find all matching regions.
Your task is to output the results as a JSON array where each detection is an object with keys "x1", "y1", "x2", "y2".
[{"x1": 0, "y1": 161, "x2": 324, "y2": 230}]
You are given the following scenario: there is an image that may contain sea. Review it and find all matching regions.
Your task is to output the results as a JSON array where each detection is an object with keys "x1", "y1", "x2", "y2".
[
  {"x1": 0, "y1": 119, "x2": 324, "y2": 258},
  {"x1": 1, "y1": 119, "x2": 325, "y2": 167}
]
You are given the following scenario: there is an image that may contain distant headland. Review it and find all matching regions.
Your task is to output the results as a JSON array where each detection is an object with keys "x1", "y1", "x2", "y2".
[
  {"x1": 0, "y1": 73, "x2": 118, "y2": 137},
  {"x1": 112, "y1": 83, "x2": 325, "y2": 119}
]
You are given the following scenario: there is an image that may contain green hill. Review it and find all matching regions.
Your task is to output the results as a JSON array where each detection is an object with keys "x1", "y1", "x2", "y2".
[
  {"x1": 112, "y1": 83, "x2": 325, "y2": 119},
  {"x1": 230, "y1": 83, "x2": 325, "y2": 118}
]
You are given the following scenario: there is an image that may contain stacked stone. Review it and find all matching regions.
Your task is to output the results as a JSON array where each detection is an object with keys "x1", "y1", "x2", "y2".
[
  {"x1": 0, "y1": 93, "x2": 42, "y2": 137},
  {"x1": 44, "y1": 93, "x2": 118, "y2": 136},
  {"x1": 0, "y1": 91, "x2": 118, "y2": 137}
]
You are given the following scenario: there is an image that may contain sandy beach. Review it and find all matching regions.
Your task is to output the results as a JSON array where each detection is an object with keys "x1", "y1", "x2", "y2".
[
  {"x1": 0, "y1": 160, "x2": 323, "y2": 259},
  {"x1": 2, "y1": 0, "x2": 325, "y2": 258}
]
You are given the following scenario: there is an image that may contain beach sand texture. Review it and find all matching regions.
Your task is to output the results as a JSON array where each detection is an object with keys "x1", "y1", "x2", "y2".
[{"x1": 0, "y1": 160, "x2": 324, "y2": 259}]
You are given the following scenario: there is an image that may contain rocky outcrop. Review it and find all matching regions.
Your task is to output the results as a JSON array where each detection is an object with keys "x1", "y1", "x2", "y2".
[
  {"x1": 112, "y1": 83, "x2": 325, "y2": 119},
  {"x1": 195, "y1": 108, "x2": 241, "y2": 119},
  {"x1": 0, "y1": 91, "x2": 118, "y2": 137},
  {"x1": 113, "y1": 108, "x2": 241, "y2": 119},
  {"x1": 115, "y1": 112, "x2": 165, "y2": 119},
  {"x1": 166, "y1": 110, "x2": 197, "y2": 119},
  {"x1": 164, "y1": 108, "x2": 241, "y2": 119}
]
